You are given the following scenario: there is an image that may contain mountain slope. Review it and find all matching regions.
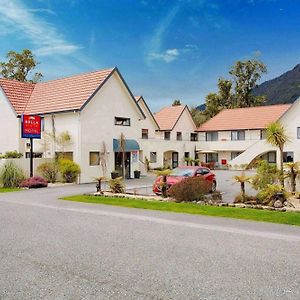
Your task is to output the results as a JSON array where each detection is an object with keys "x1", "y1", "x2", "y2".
[{"x1": 253, "y1": 64, "x2": 300, "y2": 104}]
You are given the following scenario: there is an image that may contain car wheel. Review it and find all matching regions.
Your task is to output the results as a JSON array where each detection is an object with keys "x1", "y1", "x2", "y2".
[{"x1": 211, "y1": 181, "x2": 217, "y2": 193}]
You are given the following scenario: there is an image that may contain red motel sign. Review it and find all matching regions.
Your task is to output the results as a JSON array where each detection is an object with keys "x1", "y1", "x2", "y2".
[{"x1": 21, "y1": 115, "x2": 41, "y2": 139}]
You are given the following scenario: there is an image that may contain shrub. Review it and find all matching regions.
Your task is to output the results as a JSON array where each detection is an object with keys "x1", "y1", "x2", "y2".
[
  {"x1": 0, "y1": 161, "x2": 25, "y2": 188},
  {"x1": 37, "y1": 161, "x2": 59, "y2": 183},
  {"x1": 58, "y1": 159, "x2": 81, "y2": 183},
  {"x1": 256, "y1": 184, "x2": 287, "y2": 206},
  {"x1": 252, "y1": 160, "x2": 280, "y2": 190},
  {"x1": 168, "y1": 177, "x2": 211, "y2": 202},
  {"x1": 20, "y1": 176, "x2": 48, "y2": 188},
  {"x1": 109, "y1": 177, "x2": 125, "y2": 193},
  {"x1": 0, "y1": 150, "x2": 23, "y2": 159}
]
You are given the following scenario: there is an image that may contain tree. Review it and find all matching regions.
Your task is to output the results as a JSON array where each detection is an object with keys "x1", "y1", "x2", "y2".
[
  {"x1": 190, "y1": 106, "x2": 207, "y2": 127},
  {"x1": 172, "y1": 99, "x2": 181, "y2": 106},
  {"x1": 233, "y1": 172, "x2": 252, "y2": 201},
  {"x1": 230, "y1": 59, "x2": 267, "y2": 107},
  {"x1": 0, "y1": 49, "x2": 42, "y2": 82},
  {"x1": 202, "y1": 58, "x2": 267, "y2": 119},
  {"x1": 56, "y1": 131, "x2": 72, "y2": 158},
  {"x1": 265, "y1": 121, "x2": 289, "y2": 187},
  {"x1": 156, "y1": 169, "x2": 172, "y2": 198}
]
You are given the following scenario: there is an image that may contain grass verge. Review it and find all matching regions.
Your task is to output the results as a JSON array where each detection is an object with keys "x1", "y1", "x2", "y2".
[
  {"x1": 0, "y1": 187, "x2": 20, "y2": 193},
  {"x1": 62, "y1": 195, "x2": 300, "y2": 226}
]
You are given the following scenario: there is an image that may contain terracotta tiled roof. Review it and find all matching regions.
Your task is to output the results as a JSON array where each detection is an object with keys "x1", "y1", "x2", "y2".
[
  {"x1": 24, "y1": 68, "x2": 114, "y2": 115},
  {"x1": 197, "y1": 104, "x2": 292, "y2": 132},
  {"x1": 154, "y1": 105, "x2": 186, "y2": 130},
  {"x1": 0, "y1": 78, "x2": 35, "y2": 114},
  {"x1": 0, "y1": 68, "x2": 114, "y2": 115}
]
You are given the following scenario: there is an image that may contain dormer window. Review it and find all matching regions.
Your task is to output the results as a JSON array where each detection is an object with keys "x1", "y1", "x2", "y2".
[{"x1": 164, "y1": 131, "x2": 171, "y2": 140}]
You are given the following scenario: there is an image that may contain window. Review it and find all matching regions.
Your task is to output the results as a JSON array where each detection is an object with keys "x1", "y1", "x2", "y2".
[
  {"x1": 150, "y1": 152, "x2": 157, "y2": 163},
  {"x1": 190, "y1": 133, "x2": 198, "y2": 141},
  {"x1": 164, "y1": 131, "x2": 171, "y2": 140},
  {"x1": 283, "y1": 152, "x2": 294, "y2": 163},
  {"x1": 231, "y1": 130, "x2": 245, "y2": 141},
  {"x1": 55, "y1": 152, "x2": 73, "y2": 161},
  {"x1": 142, "y1": 129, "x2": 148, "y2": 139},
  {"x1": 114, "y1": 117, "x2": 130, "y2": 126},
  {"x1": 267, "y1": 151, "x2": 276, "y2": 163},
  {"x1": 205, "y1": 131, "x2": 218, "y2": 141},
  {"x1": 184, "y1": 152, "x2": 190, "y2": 158},
  {"x1": 89, "y1": 152, "x2": 100, "y2": 166},
  {"x1": 297, "y1": 127, "x2": 300, "y2": 139},
  {"x1": 260, "y1": 129, "x2": 266, "y2": 140},
  {"x1": 176, "y1": 132, "x2": 182, "y2": 141},
  {"x1": 206, "y1": 153, "x2": 218, "y2": 163},
  {"x1": 231, "y1": 151, "x2": 242, "y2": 160}
]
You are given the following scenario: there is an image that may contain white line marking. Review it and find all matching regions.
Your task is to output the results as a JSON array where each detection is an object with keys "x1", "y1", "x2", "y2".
[{"x1": 1, "y1": 199, "x2": 300, "y2": 242}]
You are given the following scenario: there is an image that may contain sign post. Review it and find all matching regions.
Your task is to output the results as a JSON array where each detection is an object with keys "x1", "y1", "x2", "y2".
[{"x1": 21, "y1": 115, "x2": 42, "y2": 177}]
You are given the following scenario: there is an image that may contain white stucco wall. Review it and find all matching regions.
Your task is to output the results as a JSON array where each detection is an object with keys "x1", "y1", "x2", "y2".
[
  {"x1": 79, "y1": 71, "x2": 145, "y2": 183},
  {"x1": 0, "y1": 88, "x2": 20, "y2": 154}
]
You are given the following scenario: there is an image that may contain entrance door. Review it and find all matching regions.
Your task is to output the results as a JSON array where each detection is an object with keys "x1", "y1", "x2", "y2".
[
  {"x1": 172, "y1": 152, "x2": 179, "y2": 169},
  {"x1": 115, "y1": 152, "x2": 131, "y2": 178}
]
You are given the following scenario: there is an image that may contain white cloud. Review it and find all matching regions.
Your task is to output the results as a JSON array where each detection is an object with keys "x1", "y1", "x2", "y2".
[
  {"x1": 149, "y1": 48, "x2": 180, "y2": 63},
  {"x1": 0, "y1": 0, "x2": 81, "y2": 56}
]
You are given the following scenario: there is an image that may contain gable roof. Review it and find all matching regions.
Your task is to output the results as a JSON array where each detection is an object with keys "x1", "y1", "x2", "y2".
[
  {"x1": 135, "y1": 96, "x2": 160, "y2": 130},
  {"x1": 0, "y1": 78, "x2": 35, "y2": 115},
  {"x1": 0, "y1": 68, "x2": 145, "y2": 118},
  {"x1": 197, "y1": 104, "x2": 292, "y2": 132},
  {"x1": 154, "y1": 105, "x2": 189, "y2": 131}
]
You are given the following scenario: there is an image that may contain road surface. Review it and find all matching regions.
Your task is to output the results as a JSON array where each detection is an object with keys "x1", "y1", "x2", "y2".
[{"x1": 0, "y1": 185, "x2": 299, "y2": 299}]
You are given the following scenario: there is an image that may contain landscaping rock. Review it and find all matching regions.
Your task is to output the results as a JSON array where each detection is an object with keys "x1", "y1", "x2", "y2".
[
  {"x1": 197, "y1": 201, "x2": 205, "y2": 205},
  {"x1": 218, "y1": 203, "x2": 228, "y2": 207},
  {"x1": 228, "y1": 203, "x2": 235, "y2": 207},
  {"x1": 275, "y1": 208, "x2": 286, "y2": 212},
  {"x1": 274, "y1": 200, "x2": 283, "y2": 208},
  {"x1": 283, "y1": 201, "x2": 294, "y2": 207},
  {"x1": 235, "y1": 204, "x2": 246, "y2": 208},
  {"x1": 264, "y1": 206, "x2": 275, "y2": 211}
]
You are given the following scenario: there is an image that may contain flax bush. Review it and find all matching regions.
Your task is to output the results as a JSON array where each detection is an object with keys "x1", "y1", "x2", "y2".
[{"x1": 0, "y1": 161, "x2": 25, "y2": 188}]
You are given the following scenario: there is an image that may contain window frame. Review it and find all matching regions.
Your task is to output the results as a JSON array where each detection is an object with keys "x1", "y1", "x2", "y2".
[
  {"x1": 142, "y1": 128, "x2": 149, "y2": 139},
  {"x1": 150, "y1": 151, "x2": 157, "y2": 163},
  {"x1": 231, "y1": 130, "x2": 245, "y2": 141},
  {"x1": 297, "y1": 127, "x2": 300, "y2": 139},
  {"x1": 205, "y1": 131, "x2": 218, "y2": 141},
  {"x1": 176, "y1": 131, "x2": 182, "y2": 141},
  {"x1": 114, "y1": 117, "x2": 131, "y2": 126},
  {"x1": 164, "y1": 131, "x2": 171, "y2": 140},
  {"x1": 89, "y1": 151, "x2": 100, "y2": 166},
  {"x1": 190, "y1": 133, "x2": 198, "y2": 141}
]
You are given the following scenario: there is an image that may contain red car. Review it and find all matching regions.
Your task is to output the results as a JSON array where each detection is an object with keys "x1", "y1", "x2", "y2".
[{"x1": 153, "y1": 166, "x2": 217, "y2": 196}]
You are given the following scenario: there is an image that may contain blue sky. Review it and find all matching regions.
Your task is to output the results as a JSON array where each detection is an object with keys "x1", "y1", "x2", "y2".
[{"x1": 0, "y1": 0, "x2": 299, "y2": 111}]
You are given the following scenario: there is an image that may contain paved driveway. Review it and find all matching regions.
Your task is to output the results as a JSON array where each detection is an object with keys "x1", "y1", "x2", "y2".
[{"x1": 0, "y1": 186, "x2": 300, "y2": 299}]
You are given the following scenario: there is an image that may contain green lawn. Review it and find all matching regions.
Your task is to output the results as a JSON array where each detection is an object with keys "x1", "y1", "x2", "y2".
[
  {"x1": 0, "y1": 187, "x2": 20, "y2": 193},
  {"x1": 62, "y1": 195, "x2": 300, "y2": 226}
]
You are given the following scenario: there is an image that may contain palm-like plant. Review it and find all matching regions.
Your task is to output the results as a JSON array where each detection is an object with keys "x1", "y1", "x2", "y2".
[
  {"x1": 285, "y1": 162, "x2": 300, "y2": 193},
  {"x1": 156, "y1": 169, "x2": 172, "y2": 198},
  {"x1": 233, "y1": 172, "x2": 252, "y2": 201},
  {"x1": 265, "y1": 121, "x2": 289, "y2": 187}
]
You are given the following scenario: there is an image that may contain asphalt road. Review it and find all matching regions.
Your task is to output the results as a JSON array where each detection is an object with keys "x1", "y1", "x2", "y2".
[{"x1": 0, "y1": 185, "x2": 300, "y2": 299}]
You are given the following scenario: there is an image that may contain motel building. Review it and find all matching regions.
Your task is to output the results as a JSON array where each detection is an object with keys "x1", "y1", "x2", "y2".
[
  {"x1": 1, "y1": 67, "x2": 300, "y2": 183},
  {"x1": 0, "y1": 68, "x2": 199, "y2": 183},
  {"x1": 196, "y1": 103, "x2": 300, "y2": 168}
]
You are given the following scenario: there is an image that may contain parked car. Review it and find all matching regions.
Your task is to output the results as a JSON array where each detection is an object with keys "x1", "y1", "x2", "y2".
[{"x1": 153, "y1": 166, "x2": 217, "y2": 196}]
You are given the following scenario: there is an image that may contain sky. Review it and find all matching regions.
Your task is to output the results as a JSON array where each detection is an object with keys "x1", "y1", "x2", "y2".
[{"x1": 0, "y1": 0, "x2": 300, "y2": 111}]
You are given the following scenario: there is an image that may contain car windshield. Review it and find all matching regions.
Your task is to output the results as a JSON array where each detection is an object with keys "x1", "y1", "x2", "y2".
[{"x1": 170, "y1": 168, "x2": 194, "y2": 177}]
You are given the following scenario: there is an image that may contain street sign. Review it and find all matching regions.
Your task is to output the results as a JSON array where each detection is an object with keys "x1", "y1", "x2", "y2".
[{"x1": 21, "y1": 115, "x2": 41, "y2": 139}]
